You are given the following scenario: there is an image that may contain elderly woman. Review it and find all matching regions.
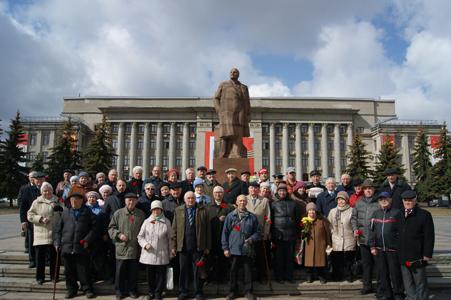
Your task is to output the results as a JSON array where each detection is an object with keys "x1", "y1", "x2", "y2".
[
  {"x1": 304, "y1": 202, "x2": 332, "y2": 284},
  {"x1": 138, "y1": 200, "x2": 172, "y2": 300},
  {"x1": 327, "y1": 191, "x2": 356, "y2": 282},
  {"x1": 62, "y1": 175, "x2": 79, "y2": 206},
  {"x1": 98, "y1": 184, "x2": 112, "y2": 207},
  {"x1": 27, "y1": 182, "x2": 63, "y2": 284},
  {"x1": 166, "y1": 168, "x2": 180, "y2": 185},
  {"x1": 128, "y1": 166, "x2": 144, "y2": 196}
]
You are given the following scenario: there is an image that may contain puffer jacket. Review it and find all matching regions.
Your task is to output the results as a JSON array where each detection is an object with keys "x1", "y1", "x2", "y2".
[
  {"x1": 221, "y1": 210, "x2": 260, "y2": 256},
  {"x1": 328, "y1": 205, "x2": 356, "y2": 251},
  {"x1": 137, "y1": 214, "x2": 172, "y2": 265},
  {"x1": 270, "y1": 197, "x2": 302, "y2": 241},
  {"x1": 351, "y1": 196, "x2": 380, "y2": 246},
  {"x1": 369, "y1": 206, "x2": 402, "y2": 251},
  {"x1": 27, "y1": 195, "x2": 62, "y2": 246}
]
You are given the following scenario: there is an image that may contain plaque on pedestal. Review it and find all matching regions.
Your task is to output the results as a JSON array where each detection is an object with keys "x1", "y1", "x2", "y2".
[{"x1": 214, "y1": 157, "x2": 250, "y2": 184}]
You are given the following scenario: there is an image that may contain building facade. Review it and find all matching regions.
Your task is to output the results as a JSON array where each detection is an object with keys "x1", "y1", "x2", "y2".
[{"x1": 22, "y1": 96, "x2": 443, "y2": 182}]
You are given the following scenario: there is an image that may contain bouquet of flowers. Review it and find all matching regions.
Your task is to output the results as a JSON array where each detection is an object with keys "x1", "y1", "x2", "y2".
[{"x1": 300, "y1": 216, "x2": 314, "y2": 242}]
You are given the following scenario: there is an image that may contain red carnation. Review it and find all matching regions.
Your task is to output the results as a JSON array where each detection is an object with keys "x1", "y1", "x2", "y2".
[
  {"x1": 264, "y1": 215, "x2": 268, "y2": 221},
  {"x1": 195, "y1": 260, "x2": 205, "y2": 267},
  {"x1": 233, "y1": 225, "x2": 241, "y2": 232},
  {"x1": 300, "y1": 222, "x2": 304, "y2": 228},
  {"x1": 405, "y1": 261, "x2": 412, "y2": 267},
  {"x1": 268, "y1": 220, "x2": 272, "y2": 225},
  {"x1": 356, "y1": 229, "x2": 363, "y2": 236},
  {"x1": 220, "y1": 202, "x2": 227, "y2": 209},
  {"x1": 79, "y1": 239, "x2": 86, "y2": 246},
  {"x1": 129, "y1": 216, "x2": 135, "y2": 222},
  {"x1": 132, "y1": 181, "x2": 138, "y2": 187}
]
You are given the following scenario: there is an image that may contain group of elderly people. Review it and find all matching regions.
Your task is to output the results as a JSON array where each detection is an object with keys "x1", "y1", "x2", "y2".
[{"x1": 18, "y1": 165, "x2": 435, "y2": 300}]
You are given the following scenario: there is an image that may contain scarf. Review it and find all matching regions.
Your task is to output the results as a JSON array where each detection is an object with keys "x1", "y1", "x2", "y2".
[
  {"x1": 87, "y1": 202, "x2": 102, "y2": 215},
  {"x1": 335, "y1": 204, "x2": 350, "y2": 225}
]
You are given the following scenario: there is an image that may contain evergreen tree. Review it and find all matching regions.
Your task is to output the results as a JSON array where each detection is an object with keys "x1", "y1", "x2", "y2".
[
  {"x1": 0, "y1": 111, "x2": 28, "y2": 206},
  {"x1": 31, "y1": 152, "x2": 45, "y2": 172},
  {"x1": 428, "y1": 124, "x2": 451, "y2": 198},
  {"x1": 345, "y1": 134, "x2": 372, "y2": 180},
  {"x1": 46, "y1": 118, "x2": 82, "y2": 186},
  {"x1": 82, "y1": 116, "x2": 116, "y2": 176},
  {"x1": 372, "y1": 140, "x2": 406, "y2": 186},
  {"x1": 412, "y1": 127, "x2": 433, "y2": 201}
]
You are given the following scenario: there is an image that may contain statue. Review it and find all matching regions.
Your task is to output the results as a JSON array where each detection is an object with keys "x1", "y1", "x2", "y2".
[{"x1": 214, "y1": 68, "x2": 251, "y2": 158}]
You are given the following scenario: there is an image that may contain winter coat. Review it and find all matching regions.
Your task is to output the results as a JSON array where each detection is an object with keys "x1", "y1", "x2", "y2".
[
  {"x1": 54, "y1": 205, "x2": 98, "y2": 256},
  {"x1": 162, "y1": 195, "x2": 183, "y2": 223},
  {"x1": 349, "y1": 191, "x2": 363, "y2": 208},
  {"x1": 351, "y1": 196, "x2": 380, "y2": 246},
  {"x1": 316, "y1": 190, "x2": 338, "y2": 218},
  {"x1": 369, "y1": 207, "x2": 402, "y2": 251},
  {"x1": 19, "y1": 184, "x2": 40, "y2": 223},
  {"x1": 398, "y1": 206, "x2": 435, "y2": 264},
  {"x1": 203, "y1": 179, "x2": 220, "y2": 199},
  {"x1": 207, "y1": 201, "x2": 235, "y2": 251},
  {"x1": 137, "y1": 214, "x2": 172, "y2": 265},
  {"x1": 304, "y1": 217, "x2": 332, "y2": 267},
  {"x1": 171, "y1": 204, "x2": 211, "y2": 252},
  {"x1": 103, "y1": 193, "x2": 125, "y2": 221},
  {"x1": 214, "y1": 79, "x2": 250, "y2": 138},
  {"x1": 223, "y1": 178, "x2": 248, "y2": 204},
  {"x1": 221, "y1": 209, "x2": 260, "y2": 256},
  {"x1": 127, "y1": 178, "x2": 143, "y2": 197},
  {"x1": 246, "y1": 195, "x2": 271, "y2": 239},
  {"x1": 108, "y1": 207, "x2": 145, "y2": 259},
  {"x1": 136, "y1": 194, "x2": 158, "y2": 218},
  {"x1": 27, "y1": 195, "x2": 62, "y2": 246},
  {"x1": 270, "y1": 197, "x2": 302, "y2": 241},
  {"x1": 337, "y1": 184, "x2": 355, "y2": 196},
  {"x1": 378, "y1": 179, "x2": 411, "y2": 210},
  {"x1": 328, "y1": 205, "x2": 356, "y2": 252}
]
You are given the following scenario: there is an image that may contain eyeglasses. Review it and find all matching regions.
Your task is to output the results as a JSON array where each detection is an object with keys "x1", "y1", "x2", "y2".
[{"x1": 145, "y1": 188, "x2": 155, "y2": 190}]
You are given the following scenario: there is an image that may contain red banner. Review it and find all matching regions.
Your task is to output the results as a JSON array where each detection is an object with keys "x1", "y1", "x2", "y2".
[
  {"x1": 430, "y1": 135, "x2": 440, "y2": 149},
  {"x1": 382, "y1": 134, "x2": 395, "y2": 145}
]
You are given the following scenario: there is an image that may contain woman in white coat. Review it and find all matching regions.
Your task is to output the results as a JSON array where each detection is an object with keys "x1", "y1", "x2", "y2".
[
  {"x1": 27, "y1": 182, "x2": 63, "y2": 284},
  {"x1": 138, "y1": 200, "x2": 172, "y2": 300}
]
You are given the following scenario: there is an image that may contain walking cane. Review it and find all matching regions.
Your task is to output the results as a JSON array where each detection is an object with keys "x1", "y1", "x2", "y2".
[
  {"x1": 261, "y1": 240, "x2": 273, "y2": 291},
  {"x1": 52, "y1": 246, "x2": 60, "y2": 300}
]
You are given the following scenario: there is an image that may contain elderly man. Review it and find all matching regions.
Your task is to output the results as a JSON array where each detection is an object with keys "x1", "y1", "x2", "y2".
[
  {"x1": 171, "y1": 191, "x2": 211, "y2": 300},
  {"x1": 207, "y1": 186, "x2": 234, "y2": 283},
  {"x1": 108, "y1": 193, "x2": 145, "y2": 300},
  {"x1": 222, "y1": 195, "x2": 260, "y2": 300},
  {"x1": 306, "y1": 170, "x2": 326, "y2": 202},
  {"x1": 398, "y1": 190, "x2": 434, "y2": 300},
  {"x1": 378, "y1": 168, "x2": 412, "y2": 210},
  {"x1": 223, "y1": 168, "x2": 248, "y2": 204},
  {"x1": 55, "y1": 169, "x2": 73, "y2": 197},
  {"x1": 54, "y1": 192, "x2": 97, "y2": 299},
  {"x1": 246, "y1": 181, "x2": 271, "y2": 282},
  {"x1": 316, "y1": 177, "x2": 338, "y2": 218},
  {"x1": 203, "y1": 169, "x2": 220, "y2": 199},
  {"x1": 162, "y1": 182, "x2": 184, "y2": 223},
  {"x1": 142, "y1": 165, "x2": 164, "y2": 196},
  {"x1": 241, "y1": 171, "x2": 251, "y2": 188},
  {"x1": 196, "y1": 166, "x2": 207, "y2": 180},
  {"x1": 181, "y1": 167, "x2": 196, "y2": 199},
  {"x1": 370, "y1": 192, "x2": 404, "y2": 300},
  {"x1": 103, "y1": 180, "x2": 128, "y2": 221},
  {"x1": 127, "y1": 166, "x2": 143, "y2": 197},
  {"x1": 136, "y1": 182, "x2": 158, "y2": 218},
  {"x1": 337, "y1": 173, "x2": 354, "y2": 196},
  {"x1": 351, "y1": 179, "x2": 380, "y2": 295},
  {"x1": 106, "y1": 169, "x2": 119, "y2": 193},
  {"x1": 285, "y1": 167, "x2": 299, "y2": 194},
  {"x1": 214, "y1": 68, "x2": 251, "y2": 158}
]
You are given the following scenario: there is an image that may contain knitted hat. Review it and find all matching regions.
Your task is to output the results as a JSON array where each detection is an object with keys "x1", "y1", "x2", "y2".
[
  {"x1": 336, "y1": 191, "x2": 350, "y2": 202},
  {"x1": 193, "y1": 178, "x2": 204, "y2": 188},
  {"x1": 306, "y1": 202, "x2": 317, "y2": 211}
]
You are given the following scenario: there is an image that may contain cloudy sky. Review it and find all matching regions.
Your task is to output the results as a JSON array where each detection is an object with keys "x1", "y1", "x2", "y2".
[{"x1": 1, "y1": 0, "x2": 450, "y2": 128}]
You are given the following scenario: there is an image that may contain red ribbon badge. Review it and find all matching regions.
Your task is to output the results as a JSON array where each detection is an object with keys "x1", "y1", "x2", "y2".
[{"x1": 233, "y1": 225, "x2": 241, "y2": 232}]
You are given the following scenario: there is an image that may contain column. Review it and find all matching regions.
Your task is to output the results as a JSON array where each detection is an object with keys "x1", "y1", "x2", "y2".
[
  {"x1": 143, "y1": 123, "x2": 150, "y2": 178},
  {"x1": 155, "y1": 122, "x2": 163, "y2": 167},
  {"x1": 182, "y1": 122, "x2": 189, "y2": 178},
  {"x1": 295, "y1": 124, "x2": 302, "y2": 176},
  {"x1": 282, "y1": 123, "x2": 289, "y2": 172},
  {"x1": 308, "y1": 123, "x2": 315, "y2": 173},
  {"x1": 334, "y1": 124, "x2": 342, "y2": 181},
  {"x1": 269, "y1": 123, "x2": 276, "y2": 176},
  {"x1": 346, "y1": 123, "x2": 353, "y2": 163},
  {"x1": 168, "y1": 122, "x2": 176, "y2": 169},
  {"x1": 117, "y1": 122, "x2": 124, "y2": 179},
  {"x1": 402, "y1": 134, "x2": 411, "y2": 183},
  {"x1": 129, "y1": 122, "x2": 137, "y2": 177},
  {"x1": 321, "y1": 124, "x2": 328, "y2": 177}
]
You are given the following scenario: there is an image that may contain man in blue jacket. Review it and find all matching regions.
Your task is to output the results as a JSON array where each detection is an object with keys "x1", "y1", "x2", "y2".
[
  {"x1": 222, "y1": 195, "x2": 260, "y2": 300},
  {"x1": 316, "y1": 177, "x2": 338, "y2": 218}
]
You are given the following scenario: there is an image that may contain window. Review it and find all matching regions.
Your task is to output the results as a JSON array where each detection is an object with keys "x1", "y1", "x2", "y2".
[
  {"x1": 314, "y1": 158, "x2": 320, "y2": 169},
  {"x1": 275, "y1": 140, "x2": 281, "y2": 151},
  {"x1": 276, "y1": 158, "x2": 282, "y2": 168},
  {"x1": 340, "y1": 140, "x2": 346, "y2": 152},
  {"x1": 328, "y1": 141, "x2": 333, "y2": 151},
  {"x1": 328, "y1": 157, "x2": 334, "y2": 167},
  {"x1": 138, "y1": 123, "x2": 145, "y2": 133},
  {"x1": 327, "y1": 125, "x2": 334, "y2": 135},
  {"x1": 189, "y1": 158, "x2": 196, "y2": 167},
  {"x1": 163, "y1": 123, "x2": 170, "y2": 134},
  {"x1": 176, "y1": 141, "x2": 182, "y2": 150},
  {"x1": 189, "y1": 140, "x2": 196, "y2": 150},
  {"x1": 176, "y1": 123, "x2": 183, "y2": 134},
  {"x1": 341, "y1": 158, "x2": 347, "y2": 169},
  {"x1": 137, "y1": 139, "x2": 144, "y2": 150},
  {"x1": 29, "y1": 133, "x2": 36, "y2": 146},
  {"x1": 289, "y1": 158, "x2": 295, "y2": 166},
  {"x1": 111, "y1": 123, "x2": 119, "y2": 133},
  {"x1": 124, "y1": 138, "x2": 130, "y2": 150},
  {"x1": 150, "y1": 123, "x2": 157, "y2": 133},
  {"x1": 150, "y1": 157, "x2": 156, "y2": 166},
  {"x1": 301, "y1": 125, "x2": 308, "y2": 134},
  {"x1": 314, "y1": 124, "x2": 321, "y2": 134},
  {"x1": 314, "y1": 141, "x2": 320, "y2": 152},
  {"x1": 112, "y1": 156, "x2": 117, "y2": 167},
  {"x1": 340, "y1": 125, "x2": 346, "y2": 134},
  {"x1": 176, "y1": 157, "x2": 182, "y2": 167},
  {"x1": 125, "y1": 123, "x2": 132, "y2": 134},
  {"x1": 112, "y1": 139, "x2": 118, "y2": 150},
  {"x1": 262, "y1": 123, "x2": 269, "y2": 135},
  {"x1": 162, "y1": 157, "x2": 168, "y2": 167},
  {"x1": 262, "y1": 157, "x2": 269, "y2": 168},
  {"x1": 124, "y1": 155, "x2": 129, "y2": 166},
  {"x1": 42, "y1": 132, "x2": 50, "y2": 146},
  {"x1": 136, "y1": 156, "x2": 143, "y2": 166},
  {"x1": 275, "y1": 124, "x2": 282, "y2": 135},
  {"x1": 301, "y1": 140, "x2": 307, "y2": 151},
  {"x1": 164, "y1": 141, "x2": 169, "y2": 149},
  {"x1": 302, "y1": 157, "x2": 308, "y2": 170},
  {"x1": 150, "y1": 140, "x2": 156, "y2": 150},
  {"x1": 263, "y1": 140, "x2": 269, "y2": 150},
  {"x1": 289, "y1": 141, "x2": 295, "y2": 152}
]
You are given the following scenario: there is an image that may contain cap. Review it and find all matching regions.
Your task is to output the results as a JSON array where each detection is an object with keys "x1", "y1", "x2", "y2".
[
  {"x1": 34, "y1": 171, "x2": 46, "y2": 178},
  {"x1": 193, "y1": 178, "x2": 204, "y2": 188},
  {"x1": 258, "y1": 168, "x2": 268, "y2": 175},
  {"x1": 78, "y1": 171, "x2": 89, "y2": 178},
  {"x1": 273, "y1": 174, "x2": 284, "y2": 180},
  {"x1": 151, "y1": 200, "x2": 163, "y2": 211},
  {"x1": 336, "y1": 191, "x2": 350, "y2": 202},
  {"x1": 384, "y1": 168, "x2": 400, "y2": 176},
  {"x1": 197, "y1": 166, "x2": 207, "y2": 171},
  {"x1": 286, "y1": 167, "x2": 296, "y2": 174},
  {"x1": 306, "y1": 202, "x2": 317, "y2": 211},
  {"x1": 241, "y1": 171, "x2": 251, "y2": 175},
  {"x1": 124, "y1": 192, "x2": 138, "y2": 199},
  {"x1": 249, "y1": 181, "x2": 260, "y2": 188},
  {"x1": 206, "y1": 169, "x2": 216, "y2": 175},
  {"x1": 277, "y1": 183, "x2": 288, "y2": 191},
  {"x1": 376, "y1": 191, "x2": 392, "y2": 200},
  {"x1": 310, "y1": 170, "x2": 321, "y2": 177},
  {"x1": 169, "y1": 182, "x2": 182, "y2": 189},
  {"x1": 160, "y1": 182, "x2": 170, "y2": 189},
  {"x1": 401, "y1": 190, "x2": 417, "y2": 199},
  {"x1": 361, "y1": 179, "x2": 374, "y2": 188},
  {"x1": 225, "y1": 168, "x2": 237, "y2": 173}
]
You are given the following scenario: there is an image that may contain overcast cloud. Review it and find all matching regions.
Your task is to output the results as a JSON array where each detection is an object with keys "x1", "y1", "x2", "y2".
[{"x1": 0, "y1": 0, "x2": 450, "y2": 128}]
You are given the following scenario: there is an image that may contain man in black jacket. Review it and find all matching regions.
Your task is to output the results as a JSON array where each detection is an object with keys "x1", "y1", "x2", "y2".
[
  {"x1": 398, "y1": 190, "x2": 434, "y2": 300},
  {"x1": 378, "y1": 168, "x2": 411, "y2": 209},
  {"x1": 103, "y1": 180, "x2": 127, "y2": 221},
  {"x1": 223, "y1": 168, "x2": 248, "y2": 204},
  {"x1": 54, "y1": 192, "x2": 97, "y2": 299}
]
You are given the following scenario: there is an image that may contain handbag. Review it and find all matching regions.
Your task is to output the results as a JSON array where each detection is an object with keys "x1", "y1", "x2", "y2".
[{"x1": 166, "y1": 267, "x2": 174, "y2": 290}]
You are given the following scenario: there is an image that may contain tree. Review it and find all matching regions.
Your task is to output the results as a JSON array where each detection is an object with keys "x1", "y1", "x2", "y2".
[
  {"x1": 372, "y1": 140, "x2": 406, "y2": 187},
  {"x1": 46, "y1": 118, "x2": 82, "y2": 186},
  {"x1": 412, "y1": 127, "x2": 433, "y2": 201},
  {"x1": 0, "y1": 111, "x2": 28, "y2": 206},
  {"x1": 31, "y1": 152, "x2": 45, "y2": 172},
  {"x1": 82, "y1": 115, "x2": 116, "y2": 176},
  {"x1": 428, "y1": 124, "x2": 451, "y2": 198},
  {"x1": 345, "y1": 134, "x2": 372, "y2": 181}
]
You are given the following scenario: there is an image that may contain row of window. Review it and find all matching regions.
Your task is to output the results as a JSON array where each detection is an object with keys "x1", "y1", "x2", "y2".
[
  {"x1": 261, "y1": 123, "x2": 350, "y2": 135},
  {"x1": 28, "y1": 132, "x2": 50, "y2": 146},
  {"x1": 110, "y1": 122, "x2": 197, "y2": 135}
]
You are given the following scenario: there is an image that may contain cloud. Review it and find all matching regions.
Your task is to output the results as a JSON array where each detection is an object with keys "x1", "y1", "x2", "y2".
[{"x1": 249, "y1": 81, "x2": 292, "y2": 97}]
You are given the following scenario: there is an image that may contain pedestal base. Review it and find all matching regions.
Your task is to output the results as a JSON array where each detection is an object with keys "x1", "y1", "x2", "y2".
[{"x1": 214, "y1": 157, "x2": 250, "y2": 184}]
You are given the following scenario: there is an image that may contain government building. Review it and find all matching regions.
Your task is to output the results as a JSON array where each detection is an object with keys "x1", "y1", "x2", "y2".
[{"x1": 21, "y1": 96, "x2": 443, "y2": 183}]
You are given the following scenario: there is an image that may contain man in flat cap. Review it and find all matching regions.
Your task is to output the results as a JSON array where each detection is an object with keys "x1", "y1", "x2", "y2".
[
  {"x1": 223, "y1": 168, "x2": 248, "y2": 204},
  {"x1": 306, "y1": 170, "x2": 326, "y2": 202},
  {"x1": 378, "y1": 168, "x2": 411, "y2": 209},
  {"x1": 203, "y1": 169, "x2": 220, "y2": 199},
  {"x1": 108, "y1": 193, "x2": 145, "y2": 299},
  {"x1": 398, "y1": 190, "x2": 435, "y2": 300}
]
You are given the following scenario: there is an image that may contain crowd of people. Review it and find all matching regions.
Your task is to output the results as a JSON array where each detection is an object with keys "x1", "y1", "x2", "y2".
[{"x1": 18, "y1": 165, "x2": 435, "y2": 300}]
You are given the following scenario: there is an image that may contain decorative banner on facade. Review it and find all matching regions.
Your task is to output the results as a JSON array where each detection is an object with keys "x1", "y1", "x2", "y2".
[
  {"x1": 429, "y1": 135, "x2": 441, "y2": 165},
  {"x1": 381, "y1": 134, "x2": 395, "y2": 145}
]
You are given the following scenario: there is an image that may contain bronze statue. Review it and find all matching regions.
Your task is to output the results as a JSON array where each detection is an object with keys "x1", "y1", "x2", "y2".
[{"x1": 214, "y1": 68, "x2": 251, "y2": 158}]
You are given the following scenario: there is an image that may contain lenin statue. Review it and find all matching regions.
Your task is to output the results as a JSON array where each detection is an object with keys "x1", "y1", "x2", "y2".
[{"x1": 214, "y1": 68, "x2": 251, "y2": 158}]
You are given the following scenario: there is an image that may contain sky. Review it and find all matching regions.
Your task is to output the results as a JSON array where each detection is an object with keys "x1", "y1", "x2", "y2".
[{"x1": 1, "y1": 0, "x2": 451, "y2": 129}]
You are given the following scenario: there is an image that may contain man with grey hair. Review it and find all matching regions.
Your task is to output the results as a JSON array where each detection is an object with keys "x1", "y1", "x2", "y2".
[
  {"x1": 180, "y1": 167, "x2": 196, "y2": 200},
  {"x1": 136, "y1": 182, "x2": 158, "y2": 218},
  {"x1": 106, "y1": 169, "x2": 118, "y2": 193},
  {"x1": 337, "y1": 173, "x2": 354, "y2": 196},
  {"x1": 142, "y1": 165, "x2": 164, "y2": 196},
  {"x1": 316, "y1": 177, "x2": 338, "y2": 217},
  {"x1": 127, "y1": 166, "x2": 143, "y2": 197}
]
